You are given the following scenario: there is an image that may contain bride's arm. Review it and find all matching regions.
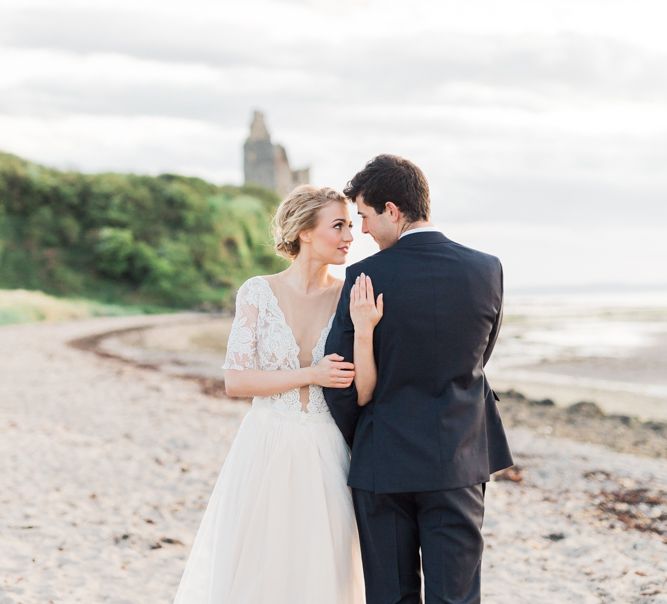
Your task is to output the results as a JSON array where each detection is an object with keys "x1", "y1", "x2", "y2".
[
  {"x1": 225, "y1": 357, "x2": 354, "y2": 398},
  {"x1": 350, "y1": 274, "x2": 384, "y2": 406},
  {"x1": 225, "y1": 367, "x2": 312, "y2": 398},
  {"x1": 223, "y1": 279, "x2": 354, "y2": 399}
]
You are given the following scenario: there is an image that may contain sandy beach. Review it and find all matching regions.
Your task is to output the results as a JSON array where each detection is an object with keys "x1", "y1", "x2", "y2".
[{"x1": 1, "y1": 315, "x2": 665, "y2": 603}]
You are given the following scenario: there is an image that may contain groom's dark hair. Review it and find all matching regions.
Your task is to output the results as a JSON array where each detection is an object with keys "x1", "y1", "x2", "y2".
[{"x1": 343, "y1": 154, "x2": 430, "y2": 222}]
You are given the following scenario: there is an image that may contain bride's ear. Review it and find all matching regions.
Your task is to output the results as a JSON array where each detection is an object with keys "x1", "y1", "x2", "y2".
[{"x1": 299, "y1": 229, "x2": 313, "y2": 244}]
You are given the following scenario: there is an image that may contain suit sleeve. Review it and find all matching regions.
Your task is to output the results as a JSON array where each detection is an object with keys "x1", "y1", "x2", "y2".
[
  {"x1": 483, "y1": 259, "x2": 504, "y2": 368},
  {"x1": 323, "y1": 267, "x2": 361, "y2": 447}
]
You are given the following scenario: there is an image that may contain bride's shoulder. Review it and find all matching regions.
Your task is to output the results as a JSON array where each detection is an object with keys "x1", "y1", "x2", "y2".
[
  {"x1": 236, "y1": 275, "x2": 270, "y2": 304},
  {"x1": 238, "y1": 274, "x2": 264, "y2": 289}
]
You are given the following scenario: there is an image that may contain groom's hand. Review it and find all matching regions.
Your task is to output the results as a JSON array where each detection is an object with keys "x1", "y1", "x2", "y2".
[{"x1": 312, "y1": 353, "x2": 355, "y2": 388}]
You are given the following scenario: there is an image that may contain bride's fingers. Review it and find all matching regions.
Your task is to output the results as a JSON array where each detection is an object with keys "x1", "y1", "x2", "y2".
[
  {"x1": 359, "y1": 273, "x2": 367, "y2": 300},
  {"x1": 376, "y1": 292, "x2": 384, "y2": 316},
  {"x1": 332, "y1": 362, "x2": 355, "y2": 371},
  {"x1": 366, "y1": 275, "x2": 374, "y2": 302}
]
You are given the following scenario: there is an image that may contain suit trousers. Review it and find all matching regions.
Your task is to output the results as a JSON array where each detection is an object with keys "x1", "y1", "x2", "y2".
[{"x1": 352, "y1": 483, "x2": 486, "y2": 604}]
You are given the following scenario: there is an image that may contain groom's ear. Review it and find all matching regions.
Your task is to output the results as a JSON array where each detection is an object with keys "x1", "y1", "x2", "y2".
[{"x1": 385, "y1": 201, "x2": 401, "y2": 223}]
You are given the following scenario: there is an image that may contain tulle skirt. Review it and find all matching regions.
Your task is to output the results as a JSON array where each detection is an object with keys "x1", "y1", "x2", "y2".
[{"x1": 173, "y1": 398, "x2": 365, "y2": 603}]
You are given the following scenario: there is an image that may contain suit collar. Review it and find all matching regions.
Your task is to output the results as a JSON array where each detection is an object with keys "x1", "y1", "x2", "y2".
[{"x1": 394, "y1": 230, "x2": 450, "y2": 248}]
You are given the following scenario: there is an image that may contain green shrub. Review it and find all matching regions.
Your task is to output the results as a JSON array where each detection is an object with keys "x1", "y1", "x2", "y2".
[{"x1": 0, "y1": 151, "x2": 287, "y2": 309}]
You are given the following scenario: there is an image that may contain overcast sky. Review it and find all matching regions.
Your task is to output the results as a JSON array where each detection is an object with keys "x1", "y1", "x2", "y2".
[{"x1": 1, "y1": 0, "x2": 666, "y2": 291}]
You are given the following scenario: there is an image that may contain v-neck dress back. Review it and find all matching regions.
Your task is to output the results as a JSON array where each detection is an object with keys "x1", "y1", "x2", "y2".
[{"x1": 173, "y1": 276, "x2": 365, "y2": 603}]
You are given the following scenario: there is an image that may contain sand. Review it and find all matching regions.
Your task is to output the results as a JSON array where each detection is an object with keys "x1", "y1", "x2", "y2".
[{"x1": 0, "y1": 315, "x2": 665, "y2": 603}]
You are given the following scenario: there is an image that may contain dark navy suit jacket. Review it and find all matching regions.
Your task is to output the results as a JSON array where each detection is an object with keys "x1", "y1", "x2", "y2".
[{"x1": 323, "y1": 231, "x2": 513, "y2": 493}]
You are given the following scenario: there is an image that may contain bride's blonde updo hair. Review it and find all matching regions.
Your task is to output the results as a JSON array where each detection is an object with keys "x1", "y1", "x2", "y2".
[{"x1": 272, "y1": 185, "x2": 347, "y2": 259}]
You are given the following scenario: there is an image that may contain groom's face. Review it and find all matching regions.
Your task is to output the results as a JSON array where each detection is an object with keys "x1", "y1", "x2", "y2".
[{"x1": 356, "y1": 195, "x2": 399, "y2": 250}]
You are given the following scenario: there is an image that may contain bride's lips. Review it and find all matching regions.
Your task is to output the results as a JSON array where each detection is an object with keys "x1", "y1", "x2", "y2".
[{"x1": 338, "y1": 246, "x2": 350, "y2": 254}]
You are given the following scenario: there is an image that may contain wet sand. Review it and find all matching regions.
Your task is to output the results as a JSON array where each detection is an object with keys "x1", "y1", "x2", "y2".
[{"x1": 487, "y1": 297, "x2": 667, "y2": 422}]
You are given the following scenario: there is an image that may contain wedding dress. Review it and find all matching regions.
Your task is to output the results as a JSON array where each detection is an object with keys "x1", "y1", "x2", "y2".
[{"x1": 173, "y1": 276, "x2": 365, "y2": 603}]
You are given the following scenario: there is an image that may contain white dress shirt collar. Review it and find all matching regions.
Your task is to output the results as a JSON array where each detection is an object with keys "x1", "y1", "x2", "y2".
[{"x1": 399, "y1": 226, "x2": 441, "y2": 239}]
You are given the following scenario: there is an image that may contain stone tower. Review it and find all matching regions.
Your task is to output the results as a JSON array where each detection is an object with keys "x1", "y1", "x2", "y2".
[{"x1": 243, "y1": 111, "x2": 310, "y2": 198}]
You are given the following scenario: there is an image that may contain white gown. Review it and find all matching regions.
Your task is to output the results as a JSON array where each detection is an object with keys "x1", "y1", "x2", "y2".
[{"x1": 173, "y1": 276, "x2": 365, "y2": 603}]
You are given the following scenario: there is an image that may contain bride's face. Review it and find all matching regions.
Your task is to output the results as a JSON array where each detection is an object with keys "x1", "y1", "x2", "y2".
[{"x1": 300, "y1": 201, "x2": 353, "y2": 265}]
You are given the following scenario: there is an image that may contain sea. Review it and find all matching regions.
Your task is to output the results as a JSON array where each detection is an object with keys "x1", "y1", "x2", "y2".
[{"x1": 486, "y1": 287, "x2": 667, "y2": 421}]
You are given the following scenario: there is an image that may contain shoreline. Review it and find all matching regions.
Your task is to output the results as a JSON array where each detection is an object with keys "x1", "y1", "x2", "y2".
[
  {"x1": 68, "y1": 314, "x2": 229, "y2": 398},
  {"x1": 69, "y1": 318, "x2": 667, "y2": 460},
  {"x1": 496, "y1": 389, "x2": 666, "y2": 460}
]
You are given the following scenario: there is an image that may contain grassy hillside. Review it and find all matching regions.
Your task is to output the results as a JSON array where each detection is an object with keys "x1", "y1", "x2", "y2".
[
  {"x1": 0, "y1": 288, "x2": 162, "y2": 325},
  {"x1": 0, "y1": 152, "x2": 287, "y2": 309}
]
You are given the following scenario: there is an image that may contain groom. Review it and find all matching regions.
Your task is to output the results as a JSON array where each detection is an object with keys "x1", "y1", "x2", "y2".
[{"x1": 324, "y1": 155, "x2": 513, "y2": 604}]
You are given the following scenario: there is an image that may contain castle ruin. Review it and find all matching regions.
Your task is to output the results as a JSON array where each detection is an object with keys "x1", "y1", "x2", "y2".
[{"x1": 243, "y1": 111, "x2": 310, "y2": 198}]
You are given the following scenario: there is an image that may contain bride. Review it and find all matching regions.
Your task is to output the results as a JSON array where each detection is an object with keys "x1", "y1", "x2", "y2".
[{"x1": 173, "y1": 185, "x2": 383, "y2": 603}]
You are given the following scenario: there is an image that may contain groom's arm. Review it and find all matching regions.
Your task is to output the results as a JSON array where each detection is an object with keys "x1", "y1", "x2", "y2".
[
  {"x1": 483, "y1": 259, "x2": 504, "y2": 368},
  {"x1": 323, "y1": 267, "x2": 361, "y2": 447}
]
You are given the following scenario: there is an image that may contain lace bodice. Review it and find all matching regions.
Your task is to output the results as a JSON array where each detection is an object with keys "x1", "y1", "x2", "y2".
[{"x1": 222, "y1": 276, "x2": 335, "y2": 416}]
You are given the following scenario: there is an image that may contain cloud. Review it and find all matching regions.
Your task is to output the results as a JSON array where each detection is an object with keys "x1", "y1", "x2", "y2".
[
  {"x1": 0, "y1": 113, "x2": 242, "y2": 183},
  {"x1": 443, "y1": 221, "x2": 667, "y2": 290},
  {"x1": 0, "y1": 5, "x2": 304, "y2": 70},
  {"x1": 4, "y1": 2, "x2": 667, "y2": 105},
  {"x1": 0, "y1": 0, "x2": 665, "y2": 247}
]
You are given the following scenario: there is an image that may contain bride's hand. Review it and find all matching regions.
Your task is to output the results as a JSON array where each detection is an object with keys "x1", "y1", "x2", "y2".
[
  {"x1": 350, "y1": 273, "x2": 383, "y2": 334},
  {"x1": 312, "y1": 354, "x2": 355, "y2": 388}
]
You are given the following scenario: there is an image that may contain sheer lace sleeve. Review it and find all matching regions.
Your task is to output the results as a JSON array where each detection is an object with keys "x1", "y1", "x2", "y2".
[{"x1": 222, "y1": 278, "x2": 261, "y2": 371}]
